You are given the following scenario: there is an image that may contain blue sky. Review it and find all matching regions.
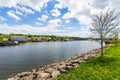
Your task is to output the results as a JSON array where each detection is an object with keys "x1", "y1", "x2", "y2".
[{"x1": 0, "y1": 0, "x2": 120, "y2": 37}]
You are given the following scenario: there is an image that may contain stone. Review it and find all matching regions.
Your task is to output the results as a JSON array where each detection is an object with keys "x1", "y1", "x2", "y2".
[
  {"x1": 32, "y1": 68, "x2": 39, "y2": 72},
  {"x1": 51, "y1": 70, "x2": 60, "y2": 78},
  {"x1": 71, "y1": 63, "x2": 79, "y2": 67},
  {"x1": 79, "y1": 60, "x2": 85, "y2": 63},
  {"x1": 44, "y1": 68, "x2": 57, "y2": 73},
  {"x1": 66, "y1": 66, "x2": 73, "y2": 70},
  {"x1": 19, "y1": 75, "x2": 35, "y2": 80},
  {"x1": 83, "y1": 55, "x2": 89, "y2": 60},
  {"x1": 53, "y1": 63, "x2": 66, "y2": 70},
  {"x1": 8, "y1": 77, "x2": 19, "y2": 80},
  {"x1": 36, "y1": 72, "x2": 51, "y2": 80},
  {"x1": 17, "y1": 72, "x2": 31, "y2": 78},
  {"x1": 65, "y1": 62, "x2": 72, "y2": 66},
  {"x1": 59, "y1": 68, "x2": 68, "y2": 73},
  {"x1": 58, "y1": 64, "x2": 66, "y2": 69},
  {"x1": 91, "y1": 54, "x2": 96, "y2": 57},
  {"x1": 71, "y1": 60, "x2": 80, "y2": 64}
]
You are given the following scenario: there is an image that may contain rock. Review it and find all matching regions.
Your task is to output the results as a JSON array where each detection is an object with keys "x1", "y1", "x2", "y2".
[
  {"x1": 79, "y1": 60, "x2": 85, "y2": 63},
  {"x1": 51, "y1": 70, "x2": 60, "y2": 78},
  {"x1": 71, "y1": 60, "x2": 80, "y2": 64},
  {"x1": 65, "y1": 62, "x2": 72, "y2": 66},
  {"x1": 17, "y1": 72, "x2": 31, "y2": 78},
  {"x1": 74, "y1": 64, "x2": 79, "y2": 68},
  {"x1": 59, "y1": 68, "x2": 68, "y2": 73},
  {"x1": 36, "y1": 72, "x2": 51, "y2": 80},
  {"x1": 66, "y1": 66, "x2": 73, "y2": 70},
  {"x1": 19, "y1": 74, "x2": 35, "y2": 80},
  {"x1": 44, "y1": 68, "x2": 57, "y2": 73},
  {"x1": 58, "y1": 63, "x2": 66, "y2": 69},
  {"x1": 83, "y1": 55, "x2": 89, "y2": 60},
  {"x1": 8, "y1": 77, "x2": 19, "y2": 80},
  {"x1": 70, "y1": 63, "x2": 79, "y2": 67},
  {"x1": 53, "y1": 63, "x2": 66, "y2": 70},
  {"x1": 32, "y1": 68, "x2": 39, "y2": 73}
]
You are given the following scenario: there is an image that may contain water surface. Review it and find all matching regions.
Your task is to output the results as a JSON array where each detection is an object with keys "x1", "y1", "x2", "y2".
[{"x1": 0, "y1": 41, "x2": 100, "y2": 80}]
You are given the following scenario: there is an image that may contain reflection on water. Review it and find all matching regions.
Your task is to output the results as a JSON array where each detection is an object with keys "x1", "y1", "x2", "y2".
[{"x1": 0, "y1": 41, "x2": 100, "y2": 80}]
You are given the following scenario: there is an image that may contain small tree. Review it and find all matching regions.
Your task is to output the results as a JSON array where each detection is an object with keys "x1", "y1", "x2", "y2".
[{"x1": 90, "y1": 9, "x2": 119, "y2": 57}]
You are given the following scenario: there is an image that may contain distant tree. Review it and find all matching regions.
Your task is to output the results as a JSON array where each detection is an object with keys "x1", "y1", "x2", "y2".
[
  {"x1": 90, "y1": 9, "x2": 119, "y2": 57},
  {"x1": 109, "y1": 28, "x2": 120, "y2": 44}
]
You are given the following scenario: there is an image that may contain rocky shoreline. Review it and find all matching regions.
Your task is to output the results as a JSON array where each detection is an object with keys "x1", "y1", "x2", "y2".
[{"x1": 8, "y1": 48, "x2": 102, "y2": 80}]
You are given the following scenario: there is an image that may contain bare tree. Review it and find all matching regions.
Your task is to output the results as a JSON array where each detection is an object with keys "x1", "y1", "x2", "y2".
[{"x1": 90, "y1": 9, "x2": 119, "y2": 57}]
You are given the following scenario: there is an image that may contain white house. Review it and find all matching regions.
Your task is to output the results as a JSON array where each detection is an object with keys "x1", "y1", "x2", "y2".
[{"x1": 11, "y1": 36, "x2": 27, "y2": 42}]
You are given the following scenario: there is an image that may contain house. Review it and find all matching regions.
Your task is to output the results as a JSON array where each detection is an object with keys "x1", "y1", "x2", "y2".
[
  {"x1": 11, "y1": 36, "x2": 27, "y2": 42},
  {"x1": 37, "y1": 37, "x2": 46, "y2": 41}
]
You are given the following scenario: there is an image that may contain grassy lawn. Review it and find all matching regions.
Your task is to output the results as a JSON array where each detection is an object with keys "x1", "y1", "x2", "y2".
[{"x1": 53, "y1": 44, "x2": 120, "y2": 80}]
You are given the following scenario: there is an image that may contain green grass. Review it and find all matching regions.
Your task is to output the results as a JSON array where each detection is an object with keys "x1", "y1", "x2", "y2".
[{"x1": 53, "y1": 44, "x2": 120, "y2": 80}]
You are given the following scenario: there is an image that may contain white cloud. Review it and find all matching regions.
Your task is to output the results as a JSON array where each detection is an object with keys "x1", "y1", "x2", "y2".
[
  {"x1": 56, "y1": 0, "x2": 92, "y2": 25},
  {"x1": 0, "y1": 16, "x2": 7, "y2": 21},
  {"x1": 21, "y1": 0, "x2": 49, "y2": 11},
  {"x1": 16, "y1": 10, "x2": 23, "y2": 16},
  {"x1": 55, "y1": 0, "x2": 120, "y2": 27},
  {"x1": 62, "y1": 26, "x2": 91, "y2": 37},
  {"x1": 0, "y1": 23, "x2": 91, "y2": 37},
  {"x1": 36, "y1": 22, "x2": 43, "y2": 26},
  {"x1": 65, "y1": 20, "x2": 70, "y2": 23},
  {"x1": 109, "y1": 0, "x2": 120, "y2": 16},
  {"x1": 0, "y1": 0, "x2": 50, "y2": 12},
  {"x1": 0, "y1": 0, "x2": 19, "y2": 8},
  {"x1": 7, "y1": 10, "x2": 21, "y2": 20},
  {"x1": 37, "y1": 15, "x2": 48, "y2": 22},
  {"x1": 21, "y1": 7, "x2": 35, "y2": 14},
  {"x1": 62, "y1": 12, "x2": 72, "y2": 19},
  {"x1": 51, "y1": 8, "x2": 61, "y2": 17},
  {"x1": 48, "y1": 19, "x2": 62, "y2": 28},
  {"x1": 16, "y1": 6, "x2": 35, "y2": 15},
  {"x1": 75, "y1": 15, "x2": 92, "y2": 25},
  {"x1": 91, "y1": 0, "x2": 109, "y2": 9},
  {"x1": 65, "y1": 27, "x2": 75, "y2": 30},
  {"x1": 54, "y1": 3, "x2": 63, "y2": 9},
  {"x1": 0, "y1": 24, "x2": 65, "y2": 35}
]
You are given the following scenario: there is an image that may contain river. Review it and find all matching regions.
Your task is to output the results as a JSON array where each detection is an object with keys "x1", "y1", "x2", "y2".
[{"x1": 0, "y1": 41, "x2": 100, "y2": 80}]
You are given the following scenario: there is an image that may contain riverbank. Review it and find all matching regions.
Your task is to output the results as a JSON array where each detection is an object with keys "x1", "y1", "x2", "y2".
[
  {"x1": 53, "y1": 44, "x2": 120, "y2": 80},
  {"x1": 0, "y1": 42, "x2": 19, "y2": 46},
  {"x1": 0, "y1": 33, "x2": 91, "y2": 47},
  {"x1": 7, "y1": 45, "x2": 109, "y2": 80}
]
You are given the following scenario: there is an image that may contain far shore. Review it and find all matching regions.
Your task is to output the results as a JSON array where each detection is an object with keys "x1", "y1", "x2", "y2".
[{"x1": 0, "y1": 40, "x2": 90, "y2": 47}]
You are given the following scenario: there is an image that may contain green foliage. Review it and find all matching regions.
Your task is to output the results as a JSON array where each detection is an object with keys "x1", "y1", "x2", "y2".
[
  {"x1": 0, "y1": 34, "x2": 10, "y2": 42},
  {"x1": 54, "y1": 44, "x2": 120, "y2": 80},
  {"x1": 0, "y1": 33, "x2": 91, "y2": 43},
  {"x1": 0, "y1": 33, "x2": 76, "y2": 42}
]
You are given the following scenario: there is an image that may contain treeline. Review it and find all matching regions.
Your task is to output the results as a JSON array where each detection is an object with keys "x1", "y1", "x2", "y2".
[
  {"x1": 0, "y1": 33, "x2": 89, "y2": 42},
  {"x1": 89, "y1": 37, "x2": 120, "y2": 44}
]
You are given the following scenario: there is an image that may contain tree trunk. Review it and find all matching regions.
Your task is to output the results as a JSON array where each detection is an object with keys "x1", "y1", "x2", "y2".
[
  {"x1": 100, "y1": 35, "x2": 104, "y2": 57},
  {"x1": 101, "y1": 40, "x2": 103, "y2": 57}
]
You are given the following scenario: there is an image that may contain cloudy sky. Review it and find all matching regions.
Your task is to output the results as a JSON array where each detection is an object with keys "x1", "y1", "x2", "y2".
[{"x1": 0, "y1": 0, "x2": 120, "y2": 37}]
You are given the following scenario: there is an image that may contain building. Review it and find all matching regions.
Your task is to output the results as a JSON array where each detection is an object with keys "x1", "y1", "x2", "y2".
[
  {"x1": 11, "y1": 36, "x2": 27, "y2": 42},
  {"x1": 37, "y1": 37, "x2": 46, "y2": 41}
]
